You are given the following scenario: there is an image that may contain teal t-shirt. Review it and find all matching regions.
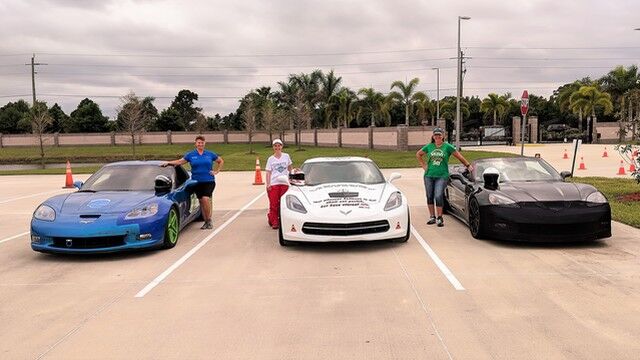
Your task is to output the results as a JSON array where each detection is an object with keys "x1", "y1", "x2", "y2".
[{"x1": 422, "y1": 142, "x2": 456, "y2": 178}]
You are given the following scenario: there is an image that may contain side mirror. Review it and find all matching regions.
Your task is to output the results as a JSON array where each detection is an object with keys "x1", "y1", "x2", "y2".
[
  {"x1": 155, "y1": 175, "x2": 173, "y2": 194},
  {"x1": 388, "y1": 172, "x2": 402, "y2": 183},
  {"x1": 560, "y1": 171, "x2": 572, "y2": 180},
  {"x1": 73, "y1": 181, "x2": 84, "y2": 189},
  {"x1": 483, "y1": 173, "x2": 499, "y2": 190},
  {"x1": 289, "y1": 171, "x2": 305, "y2": 186}
]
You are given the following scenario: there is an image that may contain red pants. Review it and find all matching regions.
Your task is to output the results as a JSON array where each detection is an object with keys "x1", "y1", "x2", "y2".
[{"x1": 267, "y1": 184, "x2": 289, "y2": 228}]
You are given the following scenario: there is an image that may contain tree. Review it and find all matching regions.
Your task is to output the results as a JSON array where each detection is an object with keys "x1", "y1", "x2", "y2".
[
  {"x1": 357, "y1": 88, "x2": 383, "y2": 127},
  {"x1": 412, "y1": 91, "x2": 433, "y2": 126},
  {"x1": 116, "y1": 92, "x2": 154, "y2": 156},
  {"x1": 27, "y1": 101, "x2": 53, "y2": 169},
  {"x1": 288, "y1": 71, "x2": 323, "y2": 128},
  {"x1": 67, "y1": 98, "x2": 109, "y2": 133},
  {"x1": 570, "y1": 86, "x2": 614, "y2": 143},
  {"x1": 390, "y1": 77, "x2": 420, "y2": 126},
  {"x1": 600, "y1": 65, "x2": 639, "y2": 109},
  {"x1": 318, "y1": 70, "x2": 342, "y2": 128},
  {"x1": 47, "y1": 103, "x2": 68, "y2": 133},
  {"x1": 156, "y1": 107, "x2": 184, "y2": 131},
  {"x1": 240, "y1": 97, "x2": 258, "y2": 154},
  {"x1": 480, "y1": 93, "x2": 508, "y2": 126},
  {"x1": 0, "y1": 100, "x2": 30, "y2": 134},
  {"x1": 164, "y1": 89, "x2": 201, "y2": 130},
  {"x1": 336, "y1": 88, "x2": 358, "y2": 128},
  {"x1": 290, "y1": 90, "x2": 313, "y2": 149},
  {"x1": 261, "y1": 99, "x2": 283, "y2": 143},
  {"x1": 620, "y1": 88, "x2": 640, "y2": 140}
]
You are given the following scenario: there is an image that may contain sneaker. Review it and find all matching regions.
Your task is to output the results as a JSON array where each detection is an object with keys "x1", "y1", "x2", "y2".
[
  {"x1": 427, "y1": 216, "x2": 437, "y2": 225},
  {"x1": 200, "y1": 220, "x2": 213, "y2": 230},
  {"x1": 436, "y1": 217, "x2": 444, "y2": 227}
]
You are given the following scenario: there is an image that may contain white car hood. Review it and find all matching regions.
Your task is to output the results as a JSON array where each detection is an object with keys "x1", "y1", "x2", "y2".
[{"x1": 290, "y1": 182, "x2": 397, "y2": 218}]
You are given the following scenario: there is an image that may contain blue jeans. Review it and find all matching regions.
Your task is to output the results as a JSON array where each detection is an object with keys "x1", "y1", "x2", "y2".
[{"x1": 424, "y1": 176, "x2": 447, "y2": 207}]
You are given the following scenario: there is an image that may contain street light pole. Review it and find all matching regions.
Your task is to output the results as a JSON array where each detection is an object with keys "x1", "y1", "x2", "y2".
[
  {"x1": 455, "y1": 16, "x2": 470, "y2": 150},
  {"x1": 432, "y1": 67, "x2": 440, "y2": 123}
]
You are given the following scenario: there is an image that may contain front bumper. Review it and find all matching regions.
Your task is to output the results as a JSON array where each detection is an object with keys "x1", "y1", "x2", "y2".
[
  {"x1": 30, "y1": 213, "x2": 167, "y2": 254},
  {"x1": 280, "y1": 206, "x2": 409, "y2": 242},
  {"x1": 480, "y1": 202, "x2": 611, "y2": 242}
]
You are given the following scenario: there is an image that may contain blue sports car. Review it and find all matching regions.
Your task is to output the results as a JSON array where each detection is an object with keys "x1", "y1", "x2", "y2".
[{"x1": 31, "y1": 161, "x2": 202, "y2": 254}]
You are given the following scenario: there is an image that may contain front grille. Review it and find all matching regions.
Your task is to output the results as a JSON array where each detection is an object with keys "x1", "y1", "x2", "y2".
[
  {"x1": 517, "y1": 222, "x2": 599, "y2": 235},
  {"x1": 52, "y1": 236, "x2": 126, "y2": 249},
  {"x1": 302, "y1": 220, "x2": 390, "y2": 236}
]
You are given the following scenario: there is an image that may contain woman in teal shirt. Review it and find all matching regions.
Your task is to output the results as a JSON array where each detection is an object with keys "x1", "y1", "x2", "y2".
[{"x1": 416, "y1": 127, "x2": 473, "y2": 227}]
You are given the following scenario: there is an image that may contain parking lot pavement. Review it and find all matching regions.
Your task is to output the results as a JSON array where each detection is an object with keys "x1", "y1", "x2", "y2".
[
  {"x1": 465, "y1": 143, "x2": 636, "y2": 178},
  {"x1": 0, "y1": 172, "x2": 639, "y2": 359}
]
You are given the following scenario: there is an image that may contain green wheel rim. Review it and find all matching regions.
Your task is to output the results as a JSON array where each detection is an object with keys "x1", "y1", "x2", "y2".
[{"x1": 167, "y1": 209, "x2": 179, "y2": 244}]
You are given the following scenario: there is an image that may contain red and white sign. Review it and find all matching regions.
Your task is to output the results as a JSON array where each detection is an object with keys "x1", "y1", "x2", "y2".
[{"x1": 520, "y1": 90, "x2": 529, "y2": 116}]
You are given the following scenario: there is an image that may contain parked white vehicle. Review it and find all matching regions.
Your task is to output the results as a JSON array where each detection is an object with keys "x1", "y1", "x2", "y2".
[{"x1": 278, "y1": 157, "x2": 410, "y2": 246}]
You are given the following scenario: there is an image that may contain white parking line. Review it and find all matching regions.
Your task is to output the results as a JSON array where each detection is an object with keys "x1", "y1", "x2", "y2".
[
  {"x1": 410, "y1": 225, "x2": 465, "y2": 291},
  {"x1": 0, "y1": 189, "x2": 68, "y2": 205},
  {"x1": 0, "y1": 231, "x2": 30, "y2": 244},
  {"x1": 135, "y1": 191, "x2": 266, "y2": 298}
]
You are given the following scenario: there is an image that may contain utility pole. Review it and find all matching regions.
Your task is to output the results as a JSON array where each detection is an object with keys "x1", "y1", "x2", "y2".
[
  {"x1": 456, "y1": 16, "x2": 470, "y2": 150},
  {"x1": 27, "y1": 54, "x2": 46, "y2": 106}
]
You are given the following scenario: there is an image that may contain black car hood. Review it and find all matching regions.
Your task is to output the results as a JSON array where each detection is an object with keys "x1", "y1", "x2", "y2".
[{"x1": 495, "y1": 181, "x2": 587, "y2": 202}]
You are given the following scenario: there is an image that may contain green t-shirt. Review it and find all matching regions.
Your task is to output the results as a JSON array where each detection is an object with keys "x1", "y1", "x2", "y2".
[{"x1": 422, "y1": 142, "x2": 456, "y2": 178}]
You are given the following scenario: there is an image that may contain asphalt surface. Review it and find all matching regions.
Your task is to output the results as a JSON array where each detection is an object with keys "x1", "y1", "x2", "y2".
[{"x1": 0, "y1": 170, "x2": 639, "y2": 359}]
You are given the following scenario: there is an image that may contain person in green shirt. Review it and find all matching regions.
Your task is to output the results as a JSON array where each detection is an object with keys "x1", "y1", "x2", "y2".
[{"x1": 416, "y1": 127, "x2": 473, "y2": 227}]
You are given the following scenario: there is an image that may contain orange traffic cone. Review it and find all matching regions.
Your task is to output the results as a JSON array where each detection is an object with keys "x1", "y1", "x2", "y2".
[
  {"x1": 602, "y1": 147, "x2": 608, "y2": 157},
  {"x1": 252, "y1": 157, "x2": 264, "y2": 185},
  {"x1": 617, "y1": 161, "x2": 626, "y2": 175},
  {"x1": 578, "y1": 157, "x2": 586, "y2": 170},
  {"x1": 633, "y1": 150, "x2": 639, "y2": 158},
  {"x1": 629, "y1": 162, "x2": 636, "y2": 172},
  {"x1": 562, "y1": 149, "x2": 568, "y2": 159},
  {"x1": 63, "y1": 160, "x2": 74, "y2": 188}
]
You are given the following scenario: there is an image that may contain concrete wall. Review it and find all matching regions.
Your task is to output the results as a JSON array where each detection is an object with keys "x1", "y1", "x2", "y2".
[{"x1": 596, "y1": 122, "x2": 622, "y2": 144}]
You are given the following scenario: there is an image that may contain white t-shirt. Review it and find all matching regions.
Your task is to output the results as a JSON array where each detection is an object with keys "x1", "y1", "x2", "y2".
[{"x1": 266, "y1": 153, "x2": 292, "y2": 185}]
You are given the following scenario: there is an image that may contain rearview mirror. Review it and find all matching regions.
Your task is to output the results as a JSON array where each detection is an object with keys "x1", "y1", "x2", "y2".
[
  {"x1": 388, "y1": 172, "x2": 401, "y2": 182},
  {"x1": 155, "y1": 175, "x2": 172, "y2": 194},
  {"x1": 560, "y1": 171, "x2": 572, "y2": 180},
  {"x1": 483, "y1": 173, "x2": 499, "y2": 190}
]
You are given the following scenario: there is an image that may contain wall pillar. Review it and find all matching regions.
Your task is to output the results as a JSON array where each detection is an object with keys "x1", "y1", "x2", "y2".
[
  {"x1": 54, "y1": 132, "x2": 59, "y2": 147},
  {"x1": 110, "y1": 132, "x2": 116, "y2": 146},
  {"x1": 314, "y1": 128, "x2": 318, "y2": 147},
  {"x1": 223, "y1": 129, "x2": 228, "y2": 144},
  {"x1": 167, "y1": 130, "x2": 172, "y2": 145},
  {"x1": 0, "y1": 133, "x2": 3, "y2": 148},
  {"x1": 512, "y1": 116, "x2": 521, "y2": 145},
  {"x1": 528, "y1": 116, "x2": 538, "y2": 143},
  {"x1": 396, "y1": 124, "x2": 408, "y2": 151}
]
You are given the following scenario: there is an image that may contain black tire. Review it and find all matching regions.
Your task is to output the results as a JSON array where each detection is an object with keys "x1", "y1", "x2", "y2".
[
  {"x1": 393, "y1": 210, "x2": 411, "y2": 243},
  {"x1": 278, "y1": 218, "x2": 294, "y2": 247},
  {"x1": 162, "y1": 207, "x2": 180, "y2": 249},
  {"x1": 468, "y1": 197, "x2": 484, "y2": 239}
]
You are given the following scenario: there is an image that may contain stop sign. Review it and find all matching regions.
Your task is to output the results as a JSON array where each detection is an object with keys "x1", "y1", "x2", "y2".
[{"x1": 520, "y1": 90, "x2": 529, "y2": 116}]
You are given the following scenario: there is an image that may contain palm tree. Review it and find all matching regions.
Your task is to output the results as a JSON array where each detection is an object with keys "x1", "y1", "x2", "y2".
[
  {"x1": 289, "y1": 70, "x2": 323, "y2": 128},
  {"x1": 390, "y1": 77, "x2": 420, "y2": 126},
  {"x1": 480, "y1": 93, "x2": 508, "y2": 126},
  {"x1": 318, "y1": 70, "x2": 342, "y2": 128},
  {"x1": 336, "y1": 88, "x2": 358, "y2": 128},
  {"x1": 555, "y1": 79, "x2": 592, "y2": 132},
  {"x1": 600, "y1": 65, "x2": 639, "y2": 107},
  {"x1": 357, "y1": 88, "x2": 384, "y2": 127},
  {"x1": 620, "y1": 88, "x2": 640, "y2": 140},
  {"x1": 412, "y1": 92, "x2": 433, "y2": 126},
  {"x1": 570, "y1": 86, "x2": 614, "y2": 142}
]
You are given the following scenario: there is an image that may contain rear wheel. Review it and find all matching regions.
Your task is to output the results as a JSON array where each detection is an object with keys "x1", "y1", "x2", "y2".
[
  {"x1": 468, "y1": 198, "x2": 484, "y2": 239},
  {"x1": 278, "y1": 218, "x2": 294, "y2": 247},
  {"x1": 162, "y1": 207, "x2": 180, "y2": 249}
]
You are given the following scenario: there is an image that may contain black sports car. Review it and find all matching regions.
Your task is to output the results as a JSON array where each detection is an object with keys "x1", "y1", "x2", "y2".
[{"x1": 444, "y1": 157, "x2": 611, "y2": 242}]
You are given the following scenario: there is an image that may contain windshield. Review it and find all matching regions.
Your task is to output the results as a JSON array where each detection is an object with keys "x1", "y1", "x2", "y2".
[
  {"x1": 473, "y1": 158, "x2": 562, "y2": 182},
  {"x1": 81, "y1": 165, "x2": 174, "y2": 191},
  {"x1": 301, "y1": 161, "x2": 385, "y2": 186}
]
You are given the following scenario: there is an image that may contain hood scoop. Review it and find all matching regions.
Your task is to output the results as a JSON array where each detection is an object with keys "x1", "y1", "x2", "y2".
[
  {"x1": 79, "y1": 214, "x2": 101, "y2": 219},
  {"x1": 328, "y1": 192, "x2": 359, "y2": 198}
]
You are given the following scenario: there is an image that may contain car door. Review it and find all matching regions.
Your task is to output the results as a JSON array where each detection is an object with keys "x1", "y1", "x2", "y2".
[
  {"x1": 172, "y1": 166, "x2": 199, "y2": 224},
  {"x1": 448, "y1": 168, "x2": 473, "y2": 218}
]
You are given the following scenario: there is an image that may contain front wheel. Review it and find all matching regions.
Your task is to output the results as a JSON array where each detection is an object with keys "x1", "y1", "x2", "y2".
[
  {"x1": 162, "y1": 207, "x2": 180, "y2": 249},
  {"x1": 468, "y1": 198, "x2": 484, "y2": 239},
  {"x1": 278, "y1": 218, "x2": 294, "y2": 247}
]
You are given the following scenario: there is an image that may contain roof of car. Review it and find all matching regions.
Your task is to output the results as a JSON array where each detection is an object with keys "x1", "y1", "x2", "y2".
[
  {"x1": 303, "y1": 156, "x2": 374, "y2": 164},
  {"x1": 104, "y1": 160, "x2": 165, "y2": 166}
]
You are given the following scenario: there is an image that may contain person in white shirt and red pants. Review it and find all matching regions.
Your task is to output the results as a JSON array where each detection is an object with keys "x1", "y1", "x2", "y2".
[{"x1": 266, "y1": 139, "x2": 293, "y2": 229}]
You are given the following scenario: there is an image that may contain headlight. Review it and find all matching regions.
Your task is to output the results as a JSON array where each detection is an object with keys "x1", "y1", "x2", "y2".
[
  {"x1": 384, "y1": 191, "x2": 403, "y2": 211},
  {"x1": 285, "y1": 195, "x2": 307, "y2": 214},
  {"x1": 488, "y1": 193, "x2": 518, "y2": 207},
  {"x1": 34, "y1": 204, "x2": 55, "y2": 221},
  {"x1": 586, "y1": 191, "x2": 607, "y2": 204},
  {"x1": 125, "y1": 203, "x2": 159, "y2": 219}
]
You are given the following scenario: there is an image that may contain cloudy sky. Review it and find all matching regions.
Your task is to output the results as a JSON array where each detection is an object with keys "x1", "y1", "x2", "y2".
[{"x1": 1, "y1": 0, "x2": 639, "y2": 118}]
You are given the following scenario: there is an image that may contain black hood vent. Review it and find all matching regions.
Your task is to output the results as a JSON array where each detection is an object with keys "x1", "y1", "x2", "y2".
[{"x1": 328, "y1": 192, "x2": 359, "y2": 198}]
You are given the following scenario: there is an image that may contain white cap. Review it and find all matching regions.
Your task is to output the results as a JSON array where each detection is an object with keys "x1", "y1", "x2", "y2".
[{"x1": 272, "y1": 139, "x2": 283, "y2": 145}]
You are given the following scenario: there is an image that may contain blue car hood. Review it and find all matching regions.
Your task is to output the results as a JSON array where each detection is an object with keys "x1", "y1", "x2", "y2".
[{"x1": 59, "y1": 191, "x2": 157, "y2": 215}]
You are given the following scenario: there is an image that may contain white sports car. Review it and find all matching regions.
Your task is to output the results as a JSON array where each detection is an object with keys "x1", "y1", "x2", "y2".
[{"x1": 278, "y1": 157, "x2": 410, "y2": 246}]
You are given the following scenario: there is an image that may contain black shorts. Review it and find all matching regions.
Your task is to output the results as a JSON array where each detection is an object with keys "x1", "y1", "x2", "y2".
[{"x1": 193, "y1": 181, "x2": 216, "y2": 199}]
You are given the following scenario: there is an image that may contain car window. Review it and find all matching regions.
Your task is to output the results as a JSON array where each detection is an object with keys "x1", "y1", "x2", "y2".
[
  {"x1": 474, "y1": 158, "x2": 561, "y2": 182},
  {"x1": 301, "y1": 161, "x2": 385, "y2": 185},
  {"x1": 175, "y1": 165, "x2": 189, "y2": 188},
  {"x1": 82, "y1": 165, "x2": 175, "y2": 191}
]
